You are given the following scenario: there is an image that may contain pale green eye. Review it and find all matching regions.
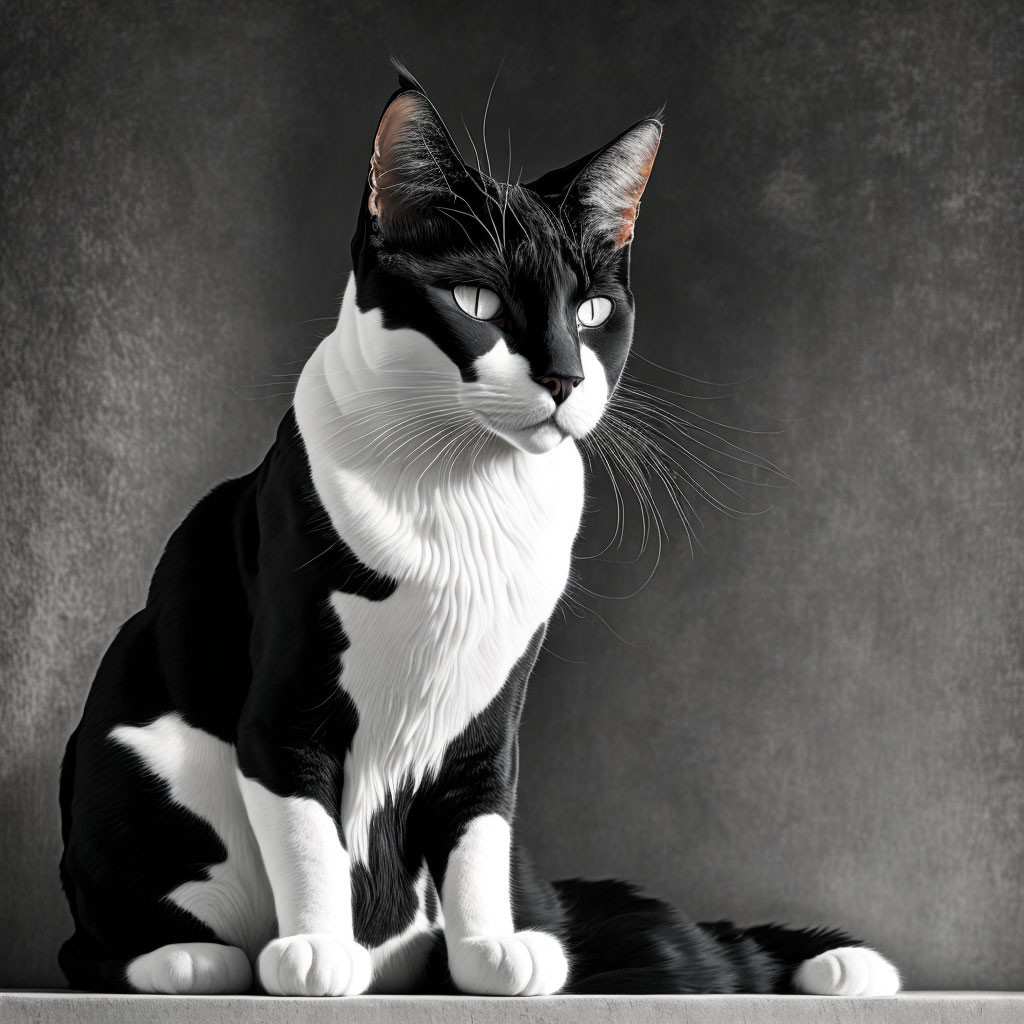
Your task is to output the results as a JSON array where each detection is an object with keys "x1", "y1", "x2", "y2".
[
  {"x1": 577, "y1": 297, "x2": 613, "y2": 328},
  {"x1": 453, "y1": 285, "x2": 503, "y2": 321}
]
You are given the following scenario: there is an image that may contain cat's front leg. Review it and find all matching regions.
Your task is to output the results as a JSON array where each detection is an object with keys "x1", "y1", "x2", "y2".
[
  {"x1": 426, "y1": 626, "x2": 568, "y2": 995},
  {"x1": 237, "y1": 722, "x2": 370, "y2": 996},
  {"x1": 437, "y1": 812, "x2": 568, "y2": 996}
]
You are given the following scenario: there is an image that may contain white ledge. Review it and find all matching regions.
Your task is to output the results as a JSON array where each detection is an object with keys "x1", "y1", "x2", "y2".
[{"x1": 2, "y1": 991, "x2": 1023, "y2": 1023}]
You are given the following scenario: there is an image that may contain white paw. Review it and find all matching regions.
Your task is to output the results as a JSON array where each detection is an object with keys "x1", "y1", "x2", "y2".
[
  {"x1": 257, "y1": 934, "x2": 372, "y2": 996},
  {"x1": 126, "y1": 942, "x2": 252, "y2": 994},
  {"x1": 795, "y1": 946, "x2": 901, "y2": 996},
  {"x1": 449, "y1": 931, "x2": 568, "y2": 995}
]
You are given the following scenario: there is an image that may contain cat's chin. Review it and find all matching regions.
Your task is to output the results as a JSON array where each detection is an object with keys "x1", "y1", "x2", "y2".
[{"x1": 490, "y1": 420, "x2": 569, "y2": 455}]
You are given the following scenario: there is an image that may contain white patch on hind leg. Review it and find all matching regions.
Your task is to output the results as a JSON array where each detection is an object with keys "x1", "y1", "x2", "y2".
[
  {"x1": 109, "y1": 714, "x2": 274, "y2": 957},
  {"x1": 126, "y1": 942, "x2": 251, "y2": 994},
  {"x1": 795, "y1": 946, "x2": 901, "y2": 996}
]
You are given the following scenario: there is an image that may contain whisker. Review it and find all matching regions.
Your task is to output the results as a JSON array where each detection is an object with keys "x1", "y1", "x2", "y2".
[
  {"x1": 630, "y1": 350, "x2": 756, "y2": 388},
  {"x1": 460, "y1": 112, "x2": 483, "y2": 174},
  {"x1": 610, "y1": 406, "x2": 783, "y2": 495},
  {"x1": 480, "y1": 58, "x2": 504, "y2": 181}
]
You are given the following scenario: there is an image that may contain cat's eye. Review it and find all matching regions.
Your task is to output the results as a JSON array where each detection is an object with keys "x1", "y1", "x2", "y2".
[
  {"x1": 453, "y1": 285, "x2": 503, "y2": 321},
  {"x1": 577, "y1": 297, "x2": 613, "y2": 328}
]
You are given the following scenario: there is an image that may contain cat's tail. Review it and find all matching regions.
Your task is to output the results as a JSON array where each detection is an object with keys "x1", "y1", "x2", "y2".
[
  {"x1": 552, "y1": 878, "x2": 900, "y2": 995},
  {"x1": 701, "y1": 919, "x2": 901, "y2": 996}
]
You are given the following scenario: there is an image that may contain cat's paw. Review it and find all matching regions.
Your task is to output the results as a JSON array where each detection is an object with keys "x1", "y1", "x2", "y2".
[
  {"x1": 257, "y1": 934, "x2": 372, "y2": 996},
  {"x1": 795, "y1": 946, "x2": 901, "y2": 996},
  {"x1": 126, "y1": 942, "x2": 252, "y2": 994},
  {"x1": 449, "y1": 931, "x2": 568, "y2": 995}
]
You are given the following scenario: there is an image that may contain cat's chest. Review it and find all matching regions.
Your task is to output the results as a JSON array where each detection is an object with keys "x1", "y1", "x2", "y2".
[
  {"x1": 328, "y1": 451, "x2": 581, "y2": 688},
  {"x1": 316, "y1": 446, "x2": 584, "y2": 862}
]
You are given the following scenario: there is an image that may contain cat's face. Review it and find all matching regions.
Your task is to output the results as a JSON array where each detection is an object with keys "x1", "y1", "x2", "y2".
[{"x1": 350, "y1": 79, "x2": 661, "y2": 456}]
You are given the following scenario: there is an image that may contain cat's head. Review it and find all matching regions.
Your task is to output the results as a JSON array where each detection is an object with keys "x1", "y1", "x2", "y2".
[{"x1": 350, "y1": 68, "x2": 661, "y2": 456}]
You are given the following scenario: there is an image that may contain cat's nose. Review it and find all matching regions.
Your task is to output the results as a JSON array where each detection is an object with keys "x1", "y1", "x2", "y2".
[{"x1": 535, "y1": 375, "x2": 583, "y2": 405}]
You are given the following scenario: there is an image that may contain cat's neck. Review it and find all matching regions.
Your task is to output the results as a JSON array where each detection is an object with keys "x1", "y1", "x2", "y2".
[{"x1": 293, "y1": 275, "x2": 585, "y2": 582}]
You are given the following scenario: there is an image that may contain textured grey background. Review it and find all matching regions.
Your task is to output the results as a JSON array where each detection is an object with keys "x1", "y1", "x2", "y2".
[{"x1": 2, "y1": 0, "x2": 1022, "y2": 992}]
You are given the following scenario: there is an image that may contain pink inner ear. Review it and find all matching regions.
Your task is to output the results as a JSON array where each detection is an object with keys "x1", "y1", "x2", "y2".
[
  {"x1": 614, "y1": 210, "x2": 637, "y2": 249},
  {"x1": 613, "y1": 144, "x2": 659, "y2": 250},
  {"x1": 368, "y1": 143, "x2": 382, "y2": 217},
  {"x1": 367, "y1": 92, "x2": 423, "y2": 221}
]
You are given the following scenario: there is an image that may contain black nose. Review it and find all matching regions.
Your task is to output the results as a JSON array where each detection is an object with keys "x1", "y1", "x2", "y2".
[{"x1": 535, "y1": 375, "x2": 583, "y2": 405}]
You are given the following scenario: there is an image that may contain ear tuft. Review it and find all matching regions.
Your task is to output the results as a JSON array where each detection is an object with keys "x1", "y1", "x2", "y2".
[
  {"x1": 388, "y1": 56, "x2": 425, "y2": 95},
  {"x1": 572, "y1": 119, "x2": 662, "y2": 249}
]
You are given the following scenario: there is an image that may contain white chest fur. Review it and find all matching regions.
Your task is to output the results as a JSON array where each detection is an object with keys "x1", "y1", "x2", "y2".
[{"x1": 294, "y1": 278, "x2": 585, "y2": 863}]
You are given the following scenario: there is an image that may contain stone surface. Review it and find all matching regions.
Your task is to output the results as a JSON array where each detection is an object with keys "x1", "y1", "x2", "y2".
[
  {"x1": 3, "y1": 993, "x2": 1024, "y2": 1024},
  {"x1": 2, "y1": 0, "x2": 1022, "y2": 992}
]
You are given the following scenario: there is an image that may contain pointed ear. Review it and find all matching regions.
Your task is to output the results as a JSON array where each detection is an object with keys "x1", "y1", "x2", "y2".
[
  {"x1": 367, "y1": 87, "x2": 466, "y2": 238},
  {"x1": 565, "y1": 118, "x2": 662, "y2": 249}
]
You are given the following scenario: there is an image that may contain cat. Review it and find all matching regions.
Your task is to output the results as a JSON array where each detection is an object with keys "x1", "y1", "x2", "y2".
[{"x1": 58, "y1": 66, "x2": 901, "y2": 998}]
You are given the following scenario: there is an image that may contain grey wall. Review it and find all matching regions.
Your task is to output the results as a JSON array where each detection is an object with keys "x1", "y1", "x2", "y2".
[{"x1": 2, "y1": 0, "x2": 1022, "y2": 991}]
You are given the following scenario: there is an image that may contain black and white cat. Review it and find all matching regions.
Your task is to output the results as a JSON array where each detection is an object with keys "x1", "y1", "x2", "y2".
[{"x1": 58, "y1": 68, "x2": 900, "y2": 998}]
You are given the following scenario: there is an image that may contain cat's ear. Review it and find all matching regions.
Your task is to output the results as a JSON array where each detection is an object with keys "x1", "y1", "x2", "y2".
[
  {"x1": 367, "y1": 86, "x2": 466, "y2": 238},
  {"x1": 563, "y1": 118, "x2": 663, "y2": 249}
]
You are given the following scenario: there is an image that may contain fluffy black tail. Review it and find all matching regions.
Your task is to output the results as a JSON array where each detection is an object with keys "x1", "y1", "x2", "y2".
[
  {"x1": 553, "y1": 878, "x2": 858, "y2": 994},
  {"x1": 700, "y1": 919, "x2": 862, "y2": 993}
]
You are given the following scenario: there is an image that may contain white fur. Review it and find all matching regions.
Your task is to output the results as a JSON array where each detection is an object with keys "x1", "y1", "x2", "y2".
[
  {"x1": 795, "y1": 946, "x2": 901, "y2": 996},
  {"x1": 109, "y1": 715, "x2": 274, "y2": 958},
  {"x1": 466, "y1": 341, "x2": 563, "y2": 453},
  {"x1": 467, "y1": 336, "x2": 610, "y2": 454},
  {"x1": 126, "y1": 942, "x2": 252, "y2": 994},
  {"x1": 235, "y1": 778, "x2": 354, "y2": 939},
  {"x1": 441, "y1": 815, "x2": 515, "y2": 941},
  {"x1": 295, "y1": 275, "x2": 586, "y2": 865},
  {"x1": 236, "y1": 777, "x2": 373, "y2": 995},
  {"x1": 442, "y1": 814, "x2": 568, "y2": 995},
  {"x1": 257, "y1": 934, "x2": 372, "y2": 996},
  {"x1": 556, "y1": 341, "x2": 609, "y2": 439}
]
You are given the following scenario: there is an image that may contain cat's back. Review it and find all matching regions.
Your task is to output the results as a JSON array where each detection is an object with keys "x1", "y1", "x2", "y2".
[{"x1": 70, "y1": 464, "x2": 259, "y2": 749}]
